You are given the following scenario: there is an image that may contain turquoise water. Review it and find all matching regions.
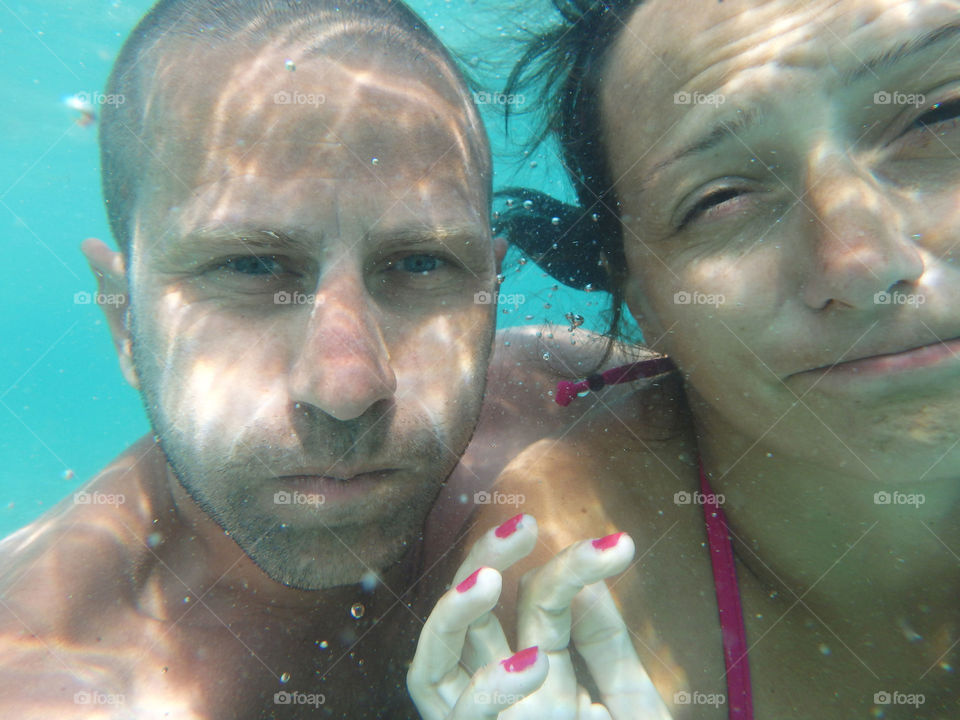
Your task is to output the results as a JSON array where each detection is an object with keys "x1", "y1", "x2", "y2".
[{"x1": 0, "y1": 0, "x2": 618, "y2": 537}]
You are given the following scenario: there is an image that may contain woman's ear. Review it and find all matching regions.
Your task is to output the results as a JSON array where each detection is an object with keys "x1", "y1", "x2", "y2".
[{"x1": 80, "y1": 237, "x2": 139, "y2": 389}]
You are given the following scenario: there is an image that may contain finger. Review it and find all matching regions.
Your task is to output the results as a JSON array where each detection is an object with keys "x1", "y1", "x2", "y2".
[
  {"x1": 517, "y1": 532, "x2": 635, "y2": 651},
  {"x1": 408, "y1": 567, "x2": 503, "y2": 720},
  {"x1": 451, "y1": 514, "x2": 538, "y2": 586},
  {"x1": 448, "y1": 646, "x2": 548, "y2": 720},
  {"x1": 462, "y1": 608, "x2": 511, "y2": 673},
  {"x1": 577, "y1": 687, "x2": 613, "y2": 720},
  {"x1": 571, "y1": 581, "x2": 671, "y2": 720}
]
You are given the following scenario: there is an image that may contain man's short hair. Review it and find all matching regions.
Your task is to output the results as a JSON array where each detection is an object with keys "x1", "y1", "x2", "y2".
[{"x1": 100, "y1": 0, "x2": 488, "y2": 254}]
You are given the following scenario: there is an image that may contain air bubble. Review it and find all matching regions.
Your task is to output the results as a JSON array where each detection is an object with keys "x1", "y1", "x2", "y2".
[
  {"x1": 280, "y1": 672, "x2": 291, "y2": 683},
  {"x1": 551, "y1": 217, "x2": 561, "y2": 226},
  {"x1": 350, "y1": 603, "x2": 365, "y2": 619},
  {"x1": 371, "y1": 158, "x2": 379, "y2": 165},
  {"x1": 522, "y1": 200, "x2": 533, "y2": 210},
  {"x1": 285, "y1": 59, "x2": 295, "y2": 71}
]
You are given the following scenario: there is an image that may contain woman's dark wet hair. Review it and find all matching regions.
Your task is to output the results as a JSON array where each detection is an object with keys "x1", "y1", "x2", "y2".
[
  {"x1": 493, "y1": 0, "x2": 644, "y2": 343},
  {"x1": 100, "y1": 0, "x2": 489, "y2": 255}
]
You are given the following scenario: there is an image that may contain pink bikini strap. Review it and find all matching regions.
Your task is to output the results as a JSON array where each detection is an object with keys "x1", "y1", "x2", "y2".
[{"x1": 700, "y1": 462, "x2": 754, "y2": 719}]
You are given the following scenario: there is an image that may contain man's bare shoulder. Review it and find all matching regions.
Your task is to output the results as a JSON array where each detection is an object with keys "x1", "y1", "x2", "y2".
[{"x1": 0, "y1": 436, "x2": 170, "y2": 637}]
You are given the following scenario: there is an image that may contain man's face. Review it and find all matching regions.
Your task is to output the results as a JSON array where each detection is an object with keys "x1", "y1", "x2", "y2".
[
  {"x1": 125, "y1": 39, "x2": 495, "y2": 589},
  {"x1": 603, "y1": 0, "x2": 960, "y2": 480}
]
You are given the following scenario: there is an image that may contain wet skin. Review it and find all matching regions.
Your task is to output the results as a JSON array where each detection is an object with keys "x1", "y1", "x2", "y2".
[
  {"x1": 459, "y1": 1, "x2": 960, "y2": 718},
  {"x1": 0, "y1": 36, "x2": 497, "y2": 718}
]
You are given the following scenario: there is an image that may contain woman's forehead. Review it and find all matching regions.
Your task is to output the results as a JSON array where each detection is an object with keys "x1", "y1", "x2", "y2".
[{"x1": 603, "y1": 0, "x2": 960, "y2": 109}]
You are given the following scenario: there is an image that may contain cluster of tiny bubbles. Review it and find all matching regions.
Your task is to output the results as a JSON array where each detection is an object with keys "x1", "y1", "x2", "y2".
[
  {"x1": 565, "y1": 312, "x2": 585, "y2": 331},
  {"x1": 280, "y1": 672, "x2": 291, "y2": 684},
  {"x1": 284, "y1": 59, "x2": 295, "y2": 71},
  {"x1": 350, "y1": 602, "x2": 365, "y2": 619}
]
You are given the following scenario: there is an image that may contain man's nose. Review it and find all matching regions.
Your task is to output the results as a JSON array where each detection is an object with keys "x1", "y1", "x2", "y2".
[
  {"x1": 800, "y1": 154, "x2": 923, "y2": 310},
  {"x1": 287, "y1": 271, "x2": 397, "y2": 421}
]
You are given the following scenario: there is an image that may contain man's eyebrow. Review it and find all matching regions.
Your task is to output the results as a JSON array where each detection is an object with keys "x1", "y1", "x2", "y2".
[
  {"x1": 367, "y1": 226, "x2": 486, "y2": 247},
  {"x1": 169, "y1": 227, "x2": 316, "y2": 257},
  {"x1": 843, "y1": 21, "x2": 960, "y2": 85}
]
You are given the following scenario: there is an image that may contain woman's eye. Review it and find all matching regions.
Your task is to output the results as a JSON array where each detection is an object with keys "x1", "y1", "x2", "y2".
[
  {"x1": 219, "y1": 255, "x2": 283, "y2": 276},
  {"x1": 395, "y1": 254, "x2": 443, "y2": 274},
  {"x1": 679, "y1": 188, "x2": 745, "y2": 229},
  {"x1": 909, "y1": 98, "x2": 960, "y2": 133}
]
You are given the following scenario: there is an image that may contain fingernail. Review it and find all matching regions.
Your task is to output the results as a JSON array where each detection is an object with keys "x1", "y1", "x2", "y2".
[
  {"x1": 501, "y1": 646, "x2": 538, "y2": 672},
  {"x1": 456, "y1": 567, "x2": 484, "y2": 593},
  {"x1": 592, "y1": 531, "x2": 624, "y2": 551},
  {"x1": 495, "y1": 513, "x2": 524, "y2": 539}
]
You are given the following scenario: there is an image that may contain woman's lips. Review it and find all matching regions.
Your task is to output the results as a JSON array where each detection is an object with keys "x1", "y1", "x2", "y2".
[{"x1": 794, "y1": 337, "x2": 960, "y2": 385}]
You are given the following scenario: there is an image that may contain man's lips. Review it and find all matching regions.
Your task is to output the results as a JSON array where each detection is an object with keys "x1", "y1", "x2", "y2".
[
  {"x1": 274, "y1": 469, "x2": 400, "y2": 505},
  {"x1": 796, "y1": 336, "x2": 960, "y2": 378}
]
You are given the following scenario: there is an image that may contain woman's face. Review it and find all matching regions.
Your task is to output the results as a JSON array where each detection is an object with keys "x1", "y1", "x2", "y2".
[{"x1": 602, "y1": 0, "x2": 960, "y2": 480}]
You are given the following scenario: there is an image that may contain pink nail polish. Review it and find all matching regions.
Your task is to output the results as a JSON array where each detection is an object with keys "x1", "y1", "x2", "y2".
[
  {"x1": 456, "y1": 567, "x2": 483, "y2": 593},
  {"x1": 495, "y1": 513, "x2": 523, "y2": 539},
  {"x1": 501, "y1": 646, "x2": 538, "y2": 673},
  {"x1": 592, "y1": 532, "x2": 624, "y2": 551}
]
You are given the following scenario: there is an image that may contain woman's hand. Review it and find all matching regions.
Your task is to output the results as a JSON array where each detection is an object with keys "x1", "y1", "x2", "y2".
[{"x1": 407, "y1": 514, "x2": 672, "y2": 719}]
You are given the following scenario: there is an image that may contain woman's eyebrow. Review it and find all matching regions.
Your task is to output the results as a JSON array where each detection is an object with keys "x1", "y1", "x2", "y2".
[{"x1": 843, "y1": 21, "x2": 960, "y2": 85}]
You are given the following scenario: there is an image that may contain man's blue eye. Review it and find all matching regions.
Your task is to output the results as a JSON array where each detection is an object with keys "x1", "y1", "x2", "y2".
[
  {"x1": 400, "y1": 254, "x2": 440, "y2": 274},
  {"x1": 225, "y1": 256, "x2": 280, "y2": 275}
]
